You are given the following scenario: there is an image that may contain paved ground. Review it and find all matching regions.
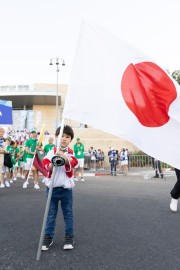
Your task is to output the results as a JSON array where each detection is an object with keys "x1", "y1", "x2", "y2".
[{"x1": 0, "y1": 174, "x2": 180, "y2": 270}]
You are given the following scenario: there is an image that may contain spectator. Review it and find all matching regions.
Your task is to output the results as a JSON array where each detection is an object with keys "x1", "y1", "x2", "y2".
[
  {"x1": 152, "y1": 157, "x2": 164, "y2": 179},
  {"x1": 84, "y1": 150, "x2": 91, "y2": 170},
  {"x1": 89, "y1": 147, "x2": 96, "y2": 171},
  {"x1": 126, "y1": 149, "x2": 131, "y2": 169},
  {"x1": 120, "y1": 148, "x2": 128, "y2": 175},
  {"x1": 109, "y1": 148, "x2": 118, "y2": 176}
]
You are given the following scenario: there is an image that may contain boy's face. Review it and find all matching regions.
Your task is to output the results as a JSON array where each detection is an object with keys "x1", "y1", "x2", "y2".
[{"x1": 60, "y1": 133, "x2": 72, "y2": 148}]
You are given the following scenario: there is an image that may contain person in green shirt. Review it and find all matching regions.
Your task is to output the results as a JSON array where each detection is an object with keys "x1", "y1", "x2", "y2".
[
  {"x1": 44, "y1": 137, "x2": 55, "y2": 156},
  {"x1": 23, "y1": 129, "x2": 43, "y2": 189},
  {"x1": 73, "y1": 137, "x2": 85, "y2": 182},
  {"x1": 11, "y1": 142, "x2": 20, "y2": 182},
  {"x1": 15, "y1": 146, "x2": 26, "y2": 179}
]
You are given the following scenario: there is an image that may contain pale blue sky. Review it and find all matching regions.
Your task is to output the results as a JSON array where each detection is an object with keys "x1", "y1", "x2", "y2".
[{"x1": 0, "y1": 0, "x2": 179, "y2": 85}]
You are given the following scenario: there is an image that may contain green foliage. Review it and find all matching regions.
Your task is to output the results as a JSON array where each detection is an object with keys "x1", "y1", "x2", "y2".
[
  {"x1": 172, "y1": 70, "x2": 180, "y2": 85},
  {"x1": 131, "y1": 150, "x2": 148, "y2": 156}
]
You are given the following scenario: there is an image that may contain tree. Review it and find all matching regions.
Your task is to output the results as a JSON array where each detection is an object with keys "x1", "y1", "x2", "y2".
[{"x1": 172, "y1": 70, "x2": 180, "y2": 85}]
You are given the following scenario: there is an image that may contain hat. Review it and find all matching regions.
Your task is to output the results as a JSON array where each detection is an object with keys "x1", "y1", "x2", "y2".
[
  {"x1": 76, "y1": 137, "x2": 80, "y2": 140},
  {"x1": 31, "y1": 129, "x2": 37, "y2": 133}
]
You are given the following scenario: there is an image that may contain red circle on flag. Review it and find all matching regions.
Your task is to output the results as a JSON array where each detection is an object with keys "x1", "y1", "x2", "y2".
[{"x1": 121, "y1": 62, "x2": 177, "y2": 127}]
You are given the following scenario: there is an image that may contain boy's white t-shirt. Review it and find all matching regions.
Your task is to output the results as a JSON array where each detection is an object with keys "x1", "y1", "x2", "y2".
[{"x1": 44, "y1": 148, "x2": 75, "y2": 189}]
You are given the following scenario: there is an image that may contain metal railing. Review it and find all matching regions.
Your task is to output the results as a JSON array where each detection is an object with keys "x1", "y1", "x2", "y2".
[{"x1": 129, "y1": 155, "x2": 172, "y2": 169}]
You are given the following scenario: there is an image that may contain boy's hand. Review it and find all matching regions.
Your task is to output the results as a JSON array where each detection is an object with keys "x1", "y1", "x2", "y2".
[
  {"x1": 57, "y1": 151, "x2": 68, "y2": 164},
  {"x1": 48, "y1": 163, "x2": 53, "y2": 170}
]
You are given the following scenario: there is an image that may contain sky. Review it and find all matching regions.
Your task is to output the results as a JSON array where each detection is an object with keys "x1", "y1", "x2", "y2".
[{"x1": 0, "y1": 0, "x2": 180, "y2": 85}]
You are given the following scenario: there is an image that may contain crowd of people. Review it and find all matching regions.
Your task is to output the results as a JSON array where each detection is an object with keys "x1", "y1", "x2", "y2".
[
  {"x1": 1, "y1": 124, "x2": 180, "y2": 252},
  {"x1": 0, "y1": 126, "x2": 132, "y2": 189},
  {"x1": 0, "y1": 127, "x2": 54, "y2": 189}
]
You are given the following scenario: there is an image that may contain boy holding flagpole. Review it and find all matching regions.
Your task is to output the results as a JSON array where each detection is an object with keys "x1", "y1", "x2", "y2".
[{"x1": 41, "y1": 125, "x2": 78, "y2": 251}]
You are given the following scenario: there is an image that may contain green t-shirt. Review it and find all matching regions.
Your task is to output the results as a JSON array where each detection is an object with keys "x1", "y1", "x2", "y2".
[
  {"x1": 6, "y1": 145, "x2": 13, "y2": 154},
  {"x1": 12, "y1": 147, "x2": 20, "y2": 165},
  {"x1": 6, "y1": 145, "x2": 16, "y2": 165},
  {"x1": 23, "y1": 150, "x2": 27, "y2": 162},
  {"x1": 44, "y1": 143, "x2": 55, "y2": 155},
  {"x1": 19, "y1": 149, "x2": 25, "y2": 161},
  {"x1": 25, "y1": 138, "x2": 38, "y2": 158},
  {"x1": 74, "y1": 143, "x2": 84, "y2": 159},
  {"x1": 14, "y1": 147, "x2": 20, "y2": 157}
]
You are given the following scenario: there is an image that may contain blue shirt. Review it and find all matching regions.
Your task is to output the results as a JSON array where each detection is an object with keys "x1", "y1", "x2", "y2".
[{"x1": 0, "y1": 137, "x2": 5, "y2": 148}]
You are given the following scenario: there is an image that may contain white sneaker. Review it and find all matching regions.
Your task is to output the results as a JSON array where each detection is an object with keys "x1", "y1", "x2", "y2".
[
  {"x1": 10, "y1": 179, "x2": 13, "y2": 183},
  {"x1": 34, "y1": 184, "x2": 40, "y2": 189},
  {"x1": 13, "y1": 177, "x2": 17, "y2": 181},
  {"x1": 22, "y1": 175, "x2": 25, "y2": 179},
  {"x1": 170, "y1": 198, "x2": 178, "y2": 212},
  {"x1": 80, "y1": 177, "x2": 85, "y2": 182},
  {"x1": 74, "y1": 177, "x2": 79, "y2": 181},
  {"x1": 5, "y1": 181, "x2": 10, "y2": 187},
  {"x1": 23, "y1": 182, "x2": 28, "y2": 188},
  {"x1": 0, "y1": 183, "x2": 5, "y2": 188}
]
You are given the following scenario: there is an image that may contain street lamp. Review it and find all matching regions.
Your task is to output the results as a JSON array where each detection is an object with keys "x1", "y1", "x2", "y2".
[{"x1": 49, "y1": 57, "x2": 65, "y2": 130}]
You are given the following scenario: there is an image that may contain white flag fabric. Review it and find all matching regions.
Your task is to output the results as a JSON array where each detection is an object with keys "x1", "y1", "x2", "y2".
[{"x1": 63, "y1": 20, "x2": 180, "y2": 169}]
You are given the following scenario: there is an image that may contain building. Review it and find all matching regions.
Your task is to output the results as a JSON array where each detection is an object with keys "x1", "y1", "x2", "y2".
[{"x1": 0, "y1": 83, "x2": 139, "y2": 162}]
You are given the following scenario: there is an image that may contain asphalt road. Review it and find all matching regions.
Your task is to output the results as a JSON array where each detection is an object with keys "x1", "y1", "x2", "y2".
[{"x1": 0, "y1": 174, "x2": 180, "y2": 270}]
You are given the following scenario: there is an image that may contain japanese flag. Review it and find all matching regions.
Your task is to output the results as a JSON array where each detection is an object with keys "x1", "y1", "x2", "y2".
[{"x1": 63, "y1": 20, "x2": 180, "y2": 169}]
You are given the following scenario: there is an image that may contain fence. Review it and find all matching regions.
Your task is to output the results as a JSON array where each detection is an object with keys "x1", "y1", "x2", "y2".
[{"x1": 129, "y1": 155, "x2": 172, "y2": 169}]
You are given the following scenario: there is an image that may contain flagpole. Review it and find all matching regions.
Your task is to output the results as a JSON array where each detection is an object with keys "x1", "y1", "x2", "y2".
[
  {"x1": 23, "y1": 124, "x2": 45, "y2": 186},
  {"x1": 36, "y1": 118, "x2": 65, "y2": 261}
]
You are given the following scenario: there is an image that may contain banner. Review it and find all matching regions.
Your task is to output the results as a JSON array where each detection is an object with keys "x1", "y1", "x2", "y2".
[{"x1": 0, "y1": 100, "x2": 13, "y2": 125}]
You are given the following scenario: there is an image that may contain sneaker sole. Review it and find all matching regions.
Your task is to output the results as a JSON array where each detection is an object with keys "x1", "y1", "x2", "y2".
[
  {"x1": 170, "y1": 207, "x2": 178, "y2": 213},
  {"x1": 41, "y1": 241, "x2": 53, "y2": 251},
  {"x1": 63, "y1": 244, "x2": 74, "y2": 250}
]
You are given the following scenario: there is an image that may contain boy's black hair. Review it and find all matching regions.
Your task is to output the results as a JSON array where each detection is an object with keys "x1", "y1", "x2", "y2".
[
  {"x1": 10, "y1": 140, "x2": 15, "y2": 146},
  {"x1": 55, "y1": 125, "x2": 74, "y2": 140}
]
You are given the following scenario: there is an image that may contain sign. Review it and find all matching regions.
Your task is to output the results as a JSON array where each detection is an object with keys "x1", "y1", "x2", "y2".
[{"x1": 0, "y1": 100, "x2": 13, "y2": 125}]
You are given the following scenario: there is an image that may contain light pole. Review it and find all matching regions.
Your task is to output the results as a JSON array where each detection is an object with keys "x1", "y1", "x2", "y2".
[{"x1": 49, "y1": 57, "x2": 65, "y2": 130}]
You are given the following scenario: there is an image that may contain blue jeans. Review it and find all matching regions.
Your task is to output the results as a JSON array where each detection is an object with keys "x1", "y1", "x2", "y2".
[{"x1": 45, "y1": 187, "x2": 73, "y2": 238}]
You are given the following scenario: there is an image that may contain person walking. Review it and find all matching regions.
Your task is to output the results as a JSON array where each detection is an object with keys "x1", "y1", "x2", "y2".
[
  {"x1": 170, "y1": 168, "x2": 180, "y2": 212},
  {"x1": 23, "y1": 129, "x2": 42, "y2": 189},
  {"x1": 73, "y1": 137, "x2": 85, "y2": 182},
  {"x1": 44, "y1": 137, "x2": 55, "y2": 156}
]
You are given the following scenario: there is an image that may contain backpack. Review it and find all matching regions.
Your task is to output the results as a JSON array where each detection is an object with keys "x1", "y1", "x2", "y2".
[{"x1": 4, "y1": 153, "x2": 13, "y2": 168}]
